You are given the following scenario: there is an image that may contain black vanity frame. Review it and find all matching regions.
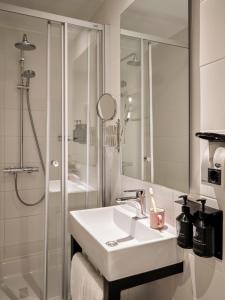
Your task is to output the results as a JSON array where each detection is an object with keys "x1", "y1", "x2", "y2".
[{"x1": 71, "y1": 236, "x2": 183, "y2": 300}]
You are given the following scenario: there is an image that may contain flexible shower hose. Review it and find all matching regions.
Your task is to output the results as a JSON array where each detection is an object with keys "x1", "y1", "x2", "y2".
[{"x1": 14, "y1": 89, "x2": 45, "y2": 206}]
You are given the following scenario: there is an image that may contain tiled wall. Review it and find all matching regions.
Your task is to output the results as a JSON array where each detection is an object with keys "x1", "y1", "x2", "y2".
[{"x1": 0, "y1": 12, "x2": 47, "y2": 278}]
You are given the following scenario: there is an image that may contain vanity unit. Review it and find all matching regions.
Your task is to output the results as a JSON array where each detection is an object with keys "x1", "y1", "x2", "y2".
[{"x1": 69, "y1": 205, "x2": 183, "y2": 300}]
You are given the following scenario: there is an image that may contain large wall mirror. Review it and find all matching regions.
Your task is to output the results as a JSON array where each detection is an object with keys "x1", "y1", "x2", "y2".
[{"x1": 120, "y1": 0, "x2": 189, "y2": 192}]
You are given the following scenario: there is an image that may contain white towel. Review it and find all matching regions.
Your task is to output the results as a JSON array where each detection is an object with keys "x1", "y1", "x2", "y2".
[{"x1": 70, "y1": 253, "x2": 104, "y2": 300}]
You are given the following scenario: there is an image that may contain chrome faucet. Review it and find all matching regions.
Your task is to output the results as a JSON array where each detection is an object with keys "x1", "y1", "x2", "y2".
[{"x1": 116, "y1": 189, "x2": 147, "y2": 219}]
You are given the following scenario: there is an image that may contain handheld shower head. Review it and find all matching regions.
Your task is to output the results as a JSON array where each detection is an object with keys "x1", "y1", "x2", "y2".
[
  {"x1": 22, "y1": 70, "x2": 36, "y2": 79},
  {"x1": 15, "y1": 34, "x2": 36, "y2": 51},
  {"x1": 22, "y1": 70, "x2": 36, "y2": 86}
]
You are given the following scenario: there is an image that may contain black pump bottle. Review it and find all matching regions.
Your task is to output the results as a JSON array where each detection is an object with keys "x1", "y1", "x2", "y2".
[
  {"x1": 176, "y1": 195, "x2": 193, "y2": 249},
  {"x1": 193, "y1": 199, "x2": 215, "y2": 257}
]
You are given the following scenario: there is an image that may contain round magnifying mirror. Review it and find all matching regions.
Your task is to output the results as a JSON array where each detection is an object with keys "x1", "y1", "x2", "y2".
[{"x1": 96, "y1": 93, "x2": 117, "y2": 121}]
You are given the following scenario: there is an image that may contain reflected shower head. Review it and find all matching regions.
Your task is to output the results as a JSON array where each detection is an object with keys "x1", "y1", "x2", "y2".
[
  {"x1": 22, "y1": 70, "x2": 36, "y2": 79},
  {"x1": 127, "y1": 55, "x2": 140, "y2": 67},
  {"x1": 15, "y1": 34, "x2": 36, "y2": 51}
]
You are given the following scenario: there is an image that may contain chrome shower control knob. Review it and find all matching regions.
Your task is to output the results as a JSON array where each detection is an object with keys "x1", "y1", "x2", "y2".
[{"x1": 51, "y1": 160, "x2": 59, "y2": 168}]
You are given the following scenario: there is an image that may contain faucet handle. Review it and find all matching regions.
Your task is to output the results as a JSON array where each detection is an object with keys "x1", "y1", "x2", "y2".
[{"x1": 124, "y1": 189, "x2": 145, "y2": 197}]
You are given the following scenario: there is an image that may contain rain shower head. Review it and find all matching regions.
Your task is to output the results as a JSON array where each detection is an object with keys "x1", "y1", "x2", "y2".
[
  {"x1": 22, "y1": 70, "x2": 36, "y2": 79},
  {"x1": 15, "y1": 34, "x2": 36, "y2": 51},
  {"x1": 127, "y1": 55, "x2": 140, "y2": 66}
]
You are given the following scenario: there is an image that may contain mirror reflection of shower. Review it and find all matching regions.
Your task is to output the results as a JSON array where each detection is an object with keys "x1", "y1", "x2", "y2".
[
  {"x1": 121, "y1": 52, "x2": 140, "y2": 126},
  {"x1": 3, "y1": 34, "x2": 45, "y2": 206}
]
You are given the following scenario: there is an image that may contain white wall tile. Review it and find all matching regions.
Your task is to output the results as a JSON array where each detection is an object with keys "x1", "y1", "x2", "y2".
[
  {"x1": 0, "y1": 220, "x2": 4, "y2": 247},
  {"x1": 24, "y1": 109, "x2": 46, "y2": 137},
  {"x1": 200, "y1": 0, "x2": 225, "y2": 66},
  {"x1": 4, "y1": 136, "x2": 20, "y2": 164},
  {"x1": 3, "y1": 240, "x2": 43, "y2": 260},
  {"x1": 4, "y1": 109, "x2": 20, "y2": 137},
  {"x1": 4, "y1": 189, "x2": 44, "y2": 219},
  {"x1": 0, "y1": 136, "x2": 4, "y2": 164},
  {"x1": 188, "y1": 252, "x2": 225, "y2": 300},
  {"x1": 23, "y1": 136, "x2": 46, "y2": 163},
  {"x1": 200, "y1": 59, "x2": 225, "y2": 130},
  {"x1": 4, "y1": 215, "x2": 44, "y2": 246},
  {"x1": 1, "y1": 252, "x2": 44, "y2": 277},
  {"x1": 0, "y1": 192, "x2": 4, "y2": 220},
  {"x1": 0, "y1": 166, "x2": 4, "y2": 192},
  {"x1": 0, "y1": 108, "x2": 4, "y2": 136}
]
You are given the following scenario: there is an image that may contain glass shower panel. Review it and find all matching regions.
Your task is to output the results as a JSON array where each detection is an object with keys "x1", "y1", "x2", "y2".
[
  {"x1": 46, "y1": 22, "x2": 63, "y2": 299},
  {"x1": 67, "y1": 25, "x2": 102, "y2": 213},
  {"x1": 0, "y1": 10, "x2": 47, "y2": 299},
  {"x1": 121, "y1": 35, "x2": 142, "y2": 179}
]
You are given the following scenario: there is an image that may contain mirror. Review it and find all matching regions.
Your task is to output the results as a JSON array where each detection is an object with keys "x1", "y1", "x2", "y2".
[
  {"x1": 120, "y1": 0, "x2": 189, "y2": 193},
  {"x1": 97, "y1": 93, "x2": 117, "y2": 121}
]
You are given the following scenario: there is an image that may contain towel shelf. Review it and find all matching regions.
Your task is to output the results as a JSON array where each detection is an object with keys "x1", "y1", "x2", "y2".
[{"x1": 70, "y1": 236, "x2": 183, "y2": 300}]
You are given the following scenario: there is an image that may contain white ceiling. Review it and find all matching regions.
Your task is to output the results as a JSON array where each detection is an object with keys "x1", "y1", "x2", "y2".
[
  {"x1": 128, "y1": 0, "x2": 188, "y2": 21},
  {"x1": 1, "y1": 0, "x2": 105, "y2": 20},
  {"x1": 121, "y1": 0, "x2": 188, "y2": 41}
]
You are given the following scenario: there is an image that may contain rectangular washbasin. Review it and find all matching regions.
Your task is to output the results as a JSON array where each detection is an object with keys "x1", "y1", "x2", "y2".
[{"x1": 69, "y1": 205, "x2": 183, "y2": 281}]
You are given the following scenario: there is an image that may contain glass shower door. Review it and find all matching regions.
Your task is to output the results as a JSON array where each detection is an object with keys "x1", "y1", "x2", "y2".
[
  {"x1": 67, "y1": 25, "x2": 102, "y2": 213},
  {"x1": 66, "y1": 25, "x2": 103, "y2": 295},
  {"x1": 45, "y1": 22, "x2": 103, "y2": 300},
  {"x1": 45, "y1": 21, "x2": 63, "y2": 299}
]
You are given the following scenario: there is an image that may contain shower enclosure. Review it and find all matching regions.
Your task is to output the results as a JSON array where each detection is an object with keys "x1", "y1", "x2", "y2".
[{"x1": 0, "y1": 3, "x2": 103, "y2": 300}]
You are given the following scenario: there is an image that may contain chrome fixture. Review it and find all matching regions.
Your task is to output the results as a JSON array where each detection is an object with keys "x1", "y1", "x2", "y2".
[
  {"x1": 3, "y1": 34, "x2": 44, "y2": 206},
  {"x1": 3, "y1": 167, "x2": 39, "y2": 173},
  {"x1": 15, "y1": 34, "x2": 36, "y2": 51},
  {"x1": 116, "y1": 189, "x2": 147, "y2": 219},
  {"x1": 121, "y1": 52, "x2": 141, "y2": 66}
]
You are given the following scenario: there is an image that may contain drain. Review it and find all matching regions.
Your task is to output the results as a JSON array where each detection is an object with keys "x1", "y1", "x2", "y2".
[{"x1": 105, "y1": 240, "x2": 119, "y2": 247}]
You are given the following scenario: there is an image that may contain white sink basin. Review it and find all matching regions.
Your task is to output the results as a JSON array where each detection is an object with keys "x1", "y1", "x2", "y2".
[{"x1": 69, "y1": 205, "x2": 183, "y2": 281}]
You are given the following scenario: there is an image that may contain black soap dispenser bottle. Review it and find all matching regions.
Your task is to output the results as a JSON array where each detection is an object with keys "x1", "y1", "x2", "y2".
[
  {"x1": 176, "y1": 195, "x2": 193, "y2": 249},
  {"x1": 193, "y1": 199, "x2": 215, "y2": 257}
]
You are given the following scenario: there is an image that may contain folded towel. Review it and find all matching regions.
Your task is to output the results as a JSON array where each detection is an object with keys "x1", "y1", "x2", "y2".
[{"x1": 71, "y1": 253, "x2": 104, "y2": 300}]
